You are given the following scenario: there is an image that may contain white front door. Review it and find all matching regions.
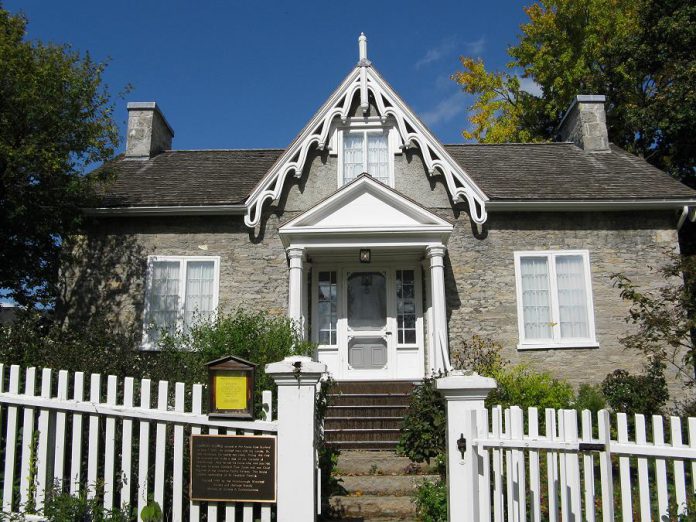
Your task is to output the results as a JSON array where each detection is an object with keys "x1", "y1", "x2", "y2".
[{"x1": 313, "y1": 264, "x2": 424, "y2": 380}]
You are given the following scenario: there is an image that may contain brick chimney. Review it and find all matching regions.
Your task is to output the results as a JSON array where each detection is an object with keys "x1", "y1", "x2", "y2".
[
  {"x1": 125, "y1": 102, "x2": 174, "y2": 159},
  {"x1": 556, "y1": 95, "x2": 610, "y2": 152}
]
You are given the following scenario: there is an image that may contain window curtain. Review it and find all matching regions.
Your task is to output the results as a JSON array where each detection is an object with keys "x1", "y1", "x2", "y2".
[
  {"x1": 148, "y1": 261, "x2": 180, "y2": 342},
  {"x1": 520, "y1": 257, "x2": 552, "y2": 340},
  {"x1": 343, "y1": 133, "x2": 364, "y2": 184},
  {"x1": 367, "y1": 134, "x2": 389, "y2": 183},
  {"x1": 556, "y1": 255, "x2": 589, "y2": 338},
  {"x1": 185, "y1": 261, "x2": 215, "y2": 329}
]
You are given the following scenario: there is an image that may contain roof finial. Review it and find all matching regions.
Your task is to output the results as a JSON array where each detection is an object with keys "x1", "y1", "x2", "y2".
[{"x1": 358, "y1": 33, "x2": 368, "y2": 64}]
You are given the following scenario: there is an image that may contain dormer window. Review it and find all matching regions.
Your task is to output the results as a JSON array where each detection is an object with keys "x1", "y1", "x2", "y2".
[{"x1": 340, "y1": 129, "x2": 391, "y2": 186}]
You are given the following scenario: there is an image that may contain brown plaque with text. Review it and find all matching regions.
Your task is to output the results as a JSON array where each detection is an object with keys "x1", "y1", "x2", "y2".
[{"x1": 190, "y1": 434, "x2": 276, "y2": 503}]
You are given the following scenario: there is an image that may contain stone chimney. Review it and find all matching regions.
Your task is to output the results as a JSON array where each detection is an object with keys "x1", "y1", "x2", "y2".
[
  {"x1": 556, "y1": 95, "x2": 609, "y2": 152},
  {"x1": 125, "y1": 102, "x2": 174, "y2": 159}
]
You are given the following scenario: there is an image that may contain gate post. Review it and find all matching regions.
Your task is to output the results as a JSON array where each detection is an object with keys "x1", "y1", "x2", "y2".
[
  {"x1": 266, "y1": 355, "x2": 326, "y2": 522},
  {"x1": 436, "y1": 371, "x2": 496, "y2": 522}
]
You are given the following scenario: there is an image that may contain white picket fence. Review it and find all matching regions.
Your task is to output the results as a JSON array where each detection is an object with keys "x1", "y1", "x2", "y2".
[
  {"x1": 0, "y1": 364, "x2": 279, "y2": 521},
  {"x1": 467, "y1": 405, "x2": 696, "y2": 521}
]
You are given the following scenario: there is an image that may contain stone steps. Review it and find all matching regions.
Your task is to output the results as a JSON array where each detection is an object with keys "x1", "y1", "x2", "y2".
[
  {"x1": 324, "y1": 450, "x2": 438, "y2": 521},
  {"x1": 325, "y1": 381, "x2": 415, "y2": 450}
]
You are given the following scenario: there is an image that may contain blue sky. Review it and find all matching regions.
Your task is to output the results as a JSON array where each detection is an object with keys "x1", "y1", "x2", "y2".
[{"x1": 4, "y1": 0, "x2": 532, "y2": 152}]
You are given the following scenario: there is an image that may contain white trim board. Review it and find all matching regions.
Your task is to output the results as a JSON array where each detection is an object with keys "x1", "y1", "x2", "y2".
[{"x1": 487, "y1": 199, "x2": 696, "y2": 211}]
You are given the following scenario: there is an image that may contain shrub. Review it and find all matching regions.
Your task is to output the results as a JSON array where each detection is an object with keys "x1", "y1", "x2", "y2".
[
  {"x1": 601, "y1": 357, "x2": 669, "y2": 416},
  {"x1": 396, "y1": 377, "x2": 446, "y2": 469},
  {"x1": 42, "y1": 485, "x2": 132, "y2": 521},
  {"x1": 413, "y1": 479, "x2": 447, "y2": 522},
  {"x1": 573, "y1": 384, "x2": 607, "y2": 414},
  {"x1": 451, "y1": 335, "x2": 508, "y2": 376},
  {"x1": 0, "y1": 309, "x2": 313, "y2": 420},
  {"x1": 487, "y1": 365, "x2": 575, "y2": 410}
]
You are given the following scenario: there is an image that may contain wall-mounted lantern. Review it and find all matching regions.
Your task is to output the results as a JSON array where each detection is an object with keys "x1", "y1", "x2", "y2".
[
  {"x1": 206, "y1": 355, "x2": 256, "y2": 419},
  {"x1": 359, "y1": 248, "x2": 371, "y2": 263}
]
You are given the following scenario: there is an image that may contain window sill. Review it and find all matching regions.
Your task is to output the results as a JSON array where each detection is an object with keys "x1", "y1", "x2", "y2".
[{"x1": 517, "y1": 341, "x2": 600, "y2": 351}]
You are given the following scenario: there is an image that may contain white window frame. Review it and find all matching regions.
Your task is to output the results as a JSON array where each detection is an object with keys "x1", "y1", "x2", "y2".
[
  {"x1": 337, "y1": 122, "x2": 395, "y2": 188},
  {"x1": 142, "y1": 255, "x2": 221, "y2": 350},
  {"x1": 514, "y1": 250, "x2": 598, "y2": 350}
]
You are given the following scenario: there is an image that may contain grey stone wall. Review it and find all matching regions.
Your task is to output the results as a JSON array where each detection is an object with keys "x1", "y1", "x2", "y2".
[
  {"x1": 443, "y1": 210, "x2": 682, "y2": 391},
  {"x1": 75, "y1": 144, "x2": 685, "y2": 393},
  {"x1": 557, "y1": 96, "x2": 610, "y2": 152}
]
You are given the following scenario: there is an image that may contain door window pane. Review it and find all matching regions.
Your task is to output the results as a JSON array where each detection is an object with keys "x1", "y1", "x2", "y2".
[
  {"x1": 318, "y1": 271, "x2": 337, "y2": 345},
  {"x1": 556, "y1": 255, "x2": 589, "y2": 338},
  {"x1": 396, "y1": 270, "x2": 417, "y2": 344},
  {"x1": 520, "y1": 257, "x2": 553, "y2": 340},
  {"x1": 347, "y1": 272, "x2": 386, "y2": 330}
]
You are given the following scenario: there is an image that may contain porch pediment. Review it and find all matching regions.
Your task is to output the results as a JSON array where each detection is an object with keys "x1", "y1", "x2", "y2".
[{"x1": 279, "y1": 175, "x2": 453, "y2": 248}]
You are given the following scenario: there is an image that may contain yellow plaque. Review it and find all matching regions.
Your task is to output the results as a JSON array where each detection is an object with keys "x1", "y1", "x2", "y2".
[{"x1": 214, "y1": 371, "x2": 247, "y2": 410}]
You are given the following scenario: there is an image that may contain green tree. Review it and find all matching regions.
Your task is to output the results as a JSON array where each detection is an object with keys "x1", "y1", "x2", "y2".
[
  {"x1": 452, "y1": 0, "x2": 695, "y2": 181},
  {"x1": 0, "y1": 6, "x2": 120, "y2": 307},
  {"x1": 612, "y1": 253, "x2": 696, "y2": 387}
]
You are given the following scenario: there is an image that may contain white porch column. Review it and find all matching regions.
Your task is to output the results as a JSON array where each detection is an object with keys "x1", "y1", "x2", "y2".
[
  {"x1": 266, "y1": 356, "x2": 326, "y2": 521},
  {"x1": 426, "y1": 244, "x2": 451, "y2": 373},
  {"x1": 286, "y1": 247, "x2": 305, "y2": 337},
  {"x1": 436, "y1": 372, "x2": 497, "y2": 522}
]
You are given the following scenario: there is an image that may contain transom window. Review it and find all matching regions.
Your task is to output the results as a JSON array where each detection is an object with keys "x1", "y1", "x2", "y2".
[
  {"x1": 143, "y1": 256, "x2": 220, "y2": 348},
  {"x1": 514, "y1": 250, "x2": 597, "y2": 349},
  {"x1": 341, "y1": 130, "x2": 390, "y2": 186}
]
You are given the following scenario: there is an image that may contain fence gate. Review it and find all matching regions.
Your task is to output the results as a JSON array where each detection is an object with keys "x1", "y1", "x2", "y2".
[{"x1": 437, "y1": 372, "x2": 696, "y2": 522}]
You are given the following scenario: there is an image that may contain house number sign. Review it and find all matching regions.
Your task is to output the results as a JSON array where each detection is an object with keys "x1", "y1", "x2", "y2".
[{"x1": 190, "y1": 434, "x2": 276, "y2": 503}]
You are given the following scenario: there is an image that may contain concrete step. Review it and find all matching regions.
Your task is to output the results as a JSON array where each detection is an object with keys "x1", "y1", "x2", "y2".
[
  {"x1": 340, "y1": 474, "x2": 439, "y2": 496},
  {"x1": 326, "y1": 417, "x2": 404, "y2": 430},
  {"x1": 327, "y1": 495, "x2": 416, "y2": 520},
  {"x1": 326, "y1": 405, "x2": 408, "y2": 417},
  {"x1": 333, "y1": 381, "x2": 417, "y2": 394},
  {"x1": 328, "y1": 393, "x2": 412, "y2": 407},
  {"x1": 326, "y1": 428, "x2": 401, "y2": 443},
  {"x1": 329, "y1": 440, "x2": 401, "y2": 450},
  {"x1": 335, "y1": 450, "x2": 436, "y2": 476}
]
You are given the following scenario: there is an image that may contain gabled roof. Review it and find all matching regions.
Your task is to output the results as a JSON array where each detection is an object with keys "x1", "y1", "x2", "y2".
[
  {"x1": 97, "y1": 149, "x2": 283, "y2": 208},
  {"x1": 444, "y1": 143, "x2": 696, "y2": 201},
  {"x1": 243, "y1": 62, "x2": 490, "y2": 228},
  {"x1": 92, "y1": 143, "x2": 696, "y2": 213},
  {"x1": 278, "y1": 174, "x2": 453, "y2": 248}
]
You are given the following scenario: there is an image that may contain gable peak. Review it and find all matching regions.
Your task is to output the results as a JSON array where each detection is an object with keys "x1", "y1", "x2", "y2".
[{"x1": 358, "y1": 33, "x2": 371, "y2": 67}]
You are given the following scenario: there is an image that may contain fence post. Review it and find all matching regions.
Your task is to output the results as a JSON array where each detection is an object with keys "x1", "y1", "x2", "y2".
[
  {"x1": 266, "y1": 355, "x2": 326, "y2": 522},
  {"x1": 436, "y1": 370, "x2": 496, "y2": 522}
]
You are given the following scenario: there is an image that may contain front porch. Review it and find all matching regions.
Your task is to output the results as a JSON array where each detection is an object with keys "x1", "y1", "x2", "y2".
[{"x1": 278, "y1": 175, "x2": 455, "y2": 382}]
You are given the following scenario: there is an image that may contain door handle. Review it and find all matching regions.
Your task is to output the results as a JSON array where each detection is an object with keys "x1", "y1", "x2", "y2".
[{"x1": 385, "y1": 331, "x2": 393, "y2": 335}]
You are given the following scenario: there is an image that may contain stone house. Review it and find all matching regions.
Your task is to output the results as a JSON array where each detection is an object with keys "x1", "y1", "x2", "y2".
[{"x1": 77, "y1": 35, "x2": 696, "y2": 391}]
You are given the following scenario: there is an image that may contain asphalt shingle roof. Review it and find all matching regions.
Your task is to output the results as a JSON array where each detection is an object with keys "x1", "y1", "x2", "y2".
[
  {"x1": 95, "y1": 142, "x2": 696, "y2": 208},
  {"x1": 443, "y1": 143, "x2": 696, "y2": 201},
  {"x1": 98, "y1": 149, "x2": 284, "y2": 207}
]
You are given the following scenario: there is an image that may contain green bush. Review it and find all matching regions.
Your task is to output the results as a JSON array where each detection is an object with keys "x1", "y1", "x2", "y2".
[
  {"x1": 573, "y1": 384, "x2": 607, "y2": 413},
  {"x1": 41, "y1": 486, "x2": 132, "y2": 521},
  {"x1": 487, "y1": 365, "x2": 575, "y2": 410},
  {"x1": 396, "y1": 377, "x2": 447, "y2": 469},
  {"x1": 0, "y1": 309, "x2": 313, "y2": 420},
  {"x1": 601, "y1": 357, "x2": 669, "y2": 416},
  {"x1": 413, "y1": 479, "x2": 447, "y2": 522}
]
